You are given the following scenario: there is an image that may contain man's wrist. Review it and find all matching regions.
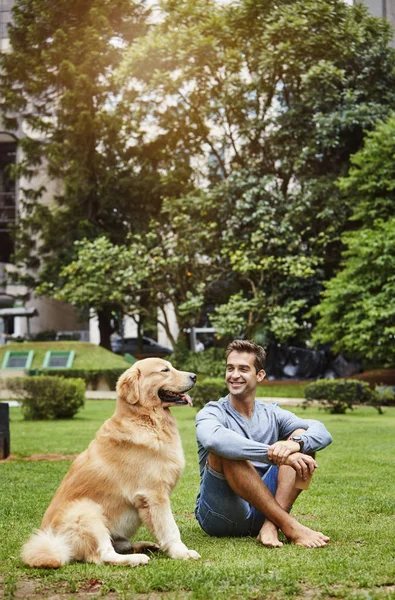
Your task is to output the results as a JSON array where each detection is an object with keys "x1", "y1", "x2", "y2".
[{"x1": 290, "y1": 435, "x2": 305, "y2": 453}]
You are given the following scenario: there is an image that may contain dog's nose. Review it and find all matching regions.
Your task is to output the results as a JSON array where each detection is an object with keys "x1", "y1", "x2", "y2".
[{"x1": 189, "y1": 373, "x2": 197, "y2": 383}]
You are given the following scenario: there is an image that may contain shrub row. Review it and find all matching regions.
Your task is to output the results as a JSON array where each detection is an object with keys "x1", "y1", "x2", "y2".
[
  {"x1": 3, "y1": 376, "x2": 85, "y2": 420},
  {"x1": 191, "y1": 377, "x2": 228, "y2": 409},
  {"x1": 304, "y1": 379, "x2": 383, "y2": 414},
  {"x1": 28, "y1": 368, "x2": 126, "y2": 391}
]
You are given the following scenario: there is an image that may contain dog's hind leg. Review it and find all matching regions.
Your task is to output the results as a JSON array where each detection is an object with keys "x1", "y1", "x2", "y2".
[
  {"x1": 112, "y1": 537, "x2": 160, "y2": 555},
  {"x1": 98, "y1": 535, "x2": 150, "y2": 566},
  {"x1": 59, "y1": 499, "x2": 149, "y2": 567}
]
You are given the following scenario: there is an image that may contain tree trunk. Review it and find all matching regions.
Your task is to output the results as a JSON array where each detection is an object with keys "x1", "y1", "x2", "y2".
[{"x1": 97, "y1": 308, "x2": 113, "y2": 350}]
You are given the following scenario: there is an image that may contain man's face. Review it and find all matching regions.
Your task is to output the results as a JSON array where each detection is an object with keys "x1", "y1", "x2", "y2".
[{"x1": 225, "y1": 351, "x2": 266, "y2": 399}]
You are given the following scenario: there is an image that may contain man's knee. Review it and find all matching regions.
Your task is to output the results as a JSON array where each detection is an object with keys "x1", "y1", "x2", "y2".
[
  {"x1": 207, "y1": 454, "x2": 253, "y2": 476},
  {"x1": 207, "y1": 452, "x2": 225, "y2": 474}
]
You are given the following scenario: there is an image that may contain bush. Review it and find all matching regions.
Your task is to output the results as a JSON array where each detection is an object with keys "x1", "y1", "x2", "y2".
[
  {"x1": 304, "y1": 378, "x2": 380, "y2": 414},
  {"x1": 375, "y1": 385, "x2": 395, "y2": 407},
  {"x1": 5, "y1": 376, "x2": 85, "y2": 420},
  {"x1": 28, "y1": 368, "x2": 126, "y2": 390},
  {"x1": 170, "y1": 347, "x2": 226, "y2": 378},
  {"x1": 33, "y1": 329, "x2": 57, "y2": 341},
  {"x1": 192, "y1": 377, "x2": 228, "y2": 409}
]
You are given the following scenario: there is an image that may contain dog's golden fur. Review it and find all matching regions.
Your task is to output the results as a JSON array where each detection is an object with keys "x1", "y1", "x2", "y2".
[{"x1": 22, "y1": 358, "x2": 200, "y2": 568}]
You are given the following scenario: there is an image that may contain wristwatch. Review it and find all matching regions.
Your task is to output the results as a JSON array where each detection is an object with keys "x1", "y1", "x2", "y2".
[{"x1": 290, "y1": 435, "x2": 305, "y2": 452}]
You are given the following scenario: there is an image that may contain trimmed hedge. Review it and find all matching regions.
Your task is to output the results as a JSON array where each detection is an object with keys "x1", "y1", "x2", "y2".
[
  {"x1": 5, "y1": 376, "x2": 85, "y2": 420},
  {"x1": 192, "y1": 377, "x2": 228, "y2": 410},
  {"x1": 304, "y1": 378, "x2": 380, "y2": 414},
  {"x1": 29, "y1": 368, "x2": 126, "y2": 391}
]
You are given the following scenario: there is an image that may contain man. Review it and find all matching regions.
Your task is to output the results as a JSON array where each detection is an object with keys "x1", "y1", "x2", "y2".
[{"x1": 195, "y1": 339, "x2": 332, "y2": 548}]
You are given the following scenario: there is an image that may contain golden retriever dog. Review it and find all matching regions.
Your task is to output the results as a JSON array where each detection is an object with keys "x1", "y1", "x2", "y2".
[{"x1": 22, "y1": 358, "x2": 201, "y2": 568}]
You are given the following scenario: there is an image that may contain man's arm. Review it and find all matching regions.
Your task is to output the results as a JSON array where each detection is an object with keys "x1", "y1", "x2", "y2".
[
  {"x1": 196, "y1": 405, "x2": 273, "y2": 464},
  {"x1": 275, "y1": 406, "x2": 332, "y2": 452},
  {"x1": 268, "y1": 406, "x2": 333, "y2": 465}
]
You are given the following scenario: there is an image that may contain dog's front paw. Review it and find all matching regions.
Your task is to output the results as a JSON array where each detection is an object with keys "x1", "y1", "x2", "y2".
[
  {"x1": 128, "y1": 553, "x2": 150, "y2": 566},
  {"x1": 184, "y1": 549, "x2": 201, "y2": 560},
  {"x1": 168, "y1": 543, "x2": 201, "y2": 560}
]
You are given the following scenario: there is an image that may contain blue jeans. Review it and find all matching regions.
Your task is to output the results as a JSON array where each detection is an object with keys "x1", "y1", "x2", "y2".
[{"x1": 195, "y1": 463, "x2": 279, "y2": 537}]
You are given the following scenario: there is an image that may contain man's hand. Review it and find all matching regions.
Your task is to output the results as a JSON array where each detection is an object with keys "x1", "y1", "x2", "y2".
[
  {"x1": 284, "y1": 453, "x2": 317, "y2": 479},
  {"x1": 268, "y1": 440, "x2": 301, "y2": 465}
]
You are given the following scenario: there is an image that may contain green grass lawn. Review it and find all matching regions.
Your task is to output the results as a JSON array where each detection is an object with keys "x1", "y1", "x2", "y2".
[
  {"x1": 257, "y1": 381, "x2": 308, "y2": 398},
  {"x1": 1, "y1": 401, "x2": 395, "y2": 600}
]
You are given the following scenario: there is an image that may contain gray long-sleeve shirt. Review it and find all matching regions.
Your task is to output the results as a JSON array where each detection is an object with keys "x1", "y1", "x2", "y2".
[{"x1": 196, "y1": 396, "x2": 332, "y2": 478}]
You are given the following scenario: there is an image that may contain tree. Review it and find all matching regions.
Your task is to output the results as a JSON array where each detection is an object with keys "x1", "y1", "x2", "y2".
[
  {"x1": 312, "y1": 114, "x2": 395, "y2": 365},
  {"x1": 121, "y1": 0, "x2": 395, "y2": 344},
  {"x1": 311, "y1": 219, "x2": 395, "y2": 366},
  {"x1": 37, "y1": 236, "x2": 149, "y2": 349},
  {"x1": 0, "y1": 0, "x2": 188, "y2": 347},
  {"x1": 44, "y1": 192, "x2": 219, "y2": 348}
]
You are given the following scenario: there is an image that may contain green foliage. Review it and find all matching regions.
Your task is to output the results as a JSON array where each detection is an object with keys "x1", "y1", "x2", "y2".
[
  {"x1": 38, "y1": 236, "x2": 148, "y2": 318},
  {"x1": 312, "y1": 219, "x2": 395, "y2": 365},
  {"x1": 375, "y1": 385, "x2": 395, "y2": 406},
  {"x1": 191, "y1": 377, "x2": 228, "y2": 409},
  {"x1": 33, "y1": 368, "x2": 126, "y2": 391},
  {"x1": 337, "y1": 112, "x2": 395, "y2": 226},
  {"x1": 4, "y1": 0, "x2": 395, "y2": 353},
  {"x1": 313, "y1": 115, "x2": 395, "y2": 366},
  {"x1": 0, "y1": 0, "x2": 168, "y2": 348},
  {"x1": 171, "y1": 348, "x2": 226, "y2": 379},
  {"x1": 121, "y1": 0, "x2": 395, "y2": 345},
  {"x1": 5, "y1": 376, "x2": 85, "y2": 420},
  {"x1": 32, "y1": 330, "x2": 57, "y2": 342},
  {"x1": 304, "y1": 378, "x2": 379, "y2": 414}
]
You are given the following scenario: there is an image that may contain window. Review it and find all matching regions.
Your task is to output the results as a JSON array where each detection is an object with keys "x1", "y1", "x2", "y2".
[
  {"x1": 42, "y1": 351, "x2": 75, "y2": 369},
  {"x1": 1, "y1": 350, "x2": 34, "y2": 370}
]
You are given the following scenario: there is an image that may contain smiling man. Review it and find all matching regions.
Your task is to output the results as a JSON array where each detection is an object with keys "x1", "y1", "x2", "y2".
[{"x1": 195, "y1": 340, "x2": 332, "y2": 548}]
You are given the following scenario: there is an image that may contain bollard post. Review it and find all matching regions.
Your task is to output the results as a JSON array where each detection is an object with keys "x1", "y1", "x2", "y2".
[{"x1": 0, "y1": 403, "x2": 10, "y2": 460}]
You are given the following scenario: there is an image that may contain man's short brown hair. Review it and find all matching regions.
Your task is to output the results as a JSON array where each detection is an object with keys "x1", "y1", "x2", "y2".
[{"x1": 225, "y1": 340, "x2": 266, "y2": 373}]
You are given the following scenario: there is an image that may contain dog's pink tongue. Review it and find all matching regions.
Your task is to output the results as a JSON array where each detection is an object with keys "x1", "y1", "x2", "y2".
[{"x1": 180, "y1": 393, "x2": 193, "y2": 406}]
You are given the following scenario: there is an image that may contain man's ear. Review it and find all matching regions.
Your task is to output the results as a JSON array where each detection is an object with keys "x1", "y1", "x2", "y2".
[
  {"x1": 117, "y1": 367, "x2": 140, "y2": 405},
  {"x1": 257, "y1": 369, "x2": 266, "y2": 383}
]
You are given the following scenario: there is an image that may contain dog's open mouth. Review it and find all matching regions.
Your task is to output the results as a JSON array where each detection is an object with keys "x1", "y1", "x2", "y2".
[{"x1": 158, "y1": 389, "x2": 193, "y2": 406}]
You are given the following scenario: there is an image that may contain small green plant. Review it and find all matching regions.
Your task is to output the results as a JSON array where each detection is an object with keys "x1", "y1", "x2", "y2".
[
  {"x1": 192, "y1": 377, "x2": 228, "y2": 409},
  {"x1": 304, "y1": 378, "x2": 380, "y2": 414},
  {"x1": 375, "y1": 385, "x2": 395, "y2": 407},
  {"x1": 5, "y1": 376, "x2": 85, "y2": 420}
]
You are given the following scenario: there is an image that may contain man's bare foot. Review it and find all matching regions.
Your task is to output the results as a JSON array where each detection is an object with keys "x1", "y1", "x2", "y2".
[
  {"x1": 287, "y1": 522, "x2": 330, "y2": 548},
  {"x1": 256, "y1": 520, "x2": 283, "y2": 547}
]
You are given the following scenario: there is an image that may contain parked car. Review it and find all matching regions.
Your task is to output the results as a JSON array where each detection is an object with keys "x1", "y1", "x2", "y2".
[{"x1": 111, "y1": 336, "x2": 173, "y2": 359}]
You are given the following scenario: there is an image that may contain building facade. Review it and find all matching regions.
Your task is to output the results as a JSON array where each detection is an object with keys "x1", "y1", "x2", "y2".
[{"x1": 0, "y1": 0, "x2": 88, "y2": 343}]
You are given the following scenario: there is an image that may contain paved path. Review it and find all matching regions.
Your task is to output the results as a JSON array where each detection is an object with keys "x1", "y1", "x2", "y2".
[
  {"x1": 85, "y1": 390, "x2": 304, "y2": 406},
  {"x1": 2, "y1": 392, "x2": 305, "y2": 407}
]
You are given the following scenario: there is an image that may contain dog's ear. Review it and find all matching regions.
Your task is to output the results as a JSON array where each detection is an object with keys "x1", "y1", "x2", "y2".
[{"x1": 117, "y1": 367, "x2": 140, "y2": 405}]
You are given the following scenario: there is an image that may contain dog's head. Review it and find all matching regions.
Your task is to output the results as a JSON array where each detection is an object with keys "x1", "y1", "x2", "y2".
[{"x1": 116, "y1": 358, "x2": 196, "y2": 409}]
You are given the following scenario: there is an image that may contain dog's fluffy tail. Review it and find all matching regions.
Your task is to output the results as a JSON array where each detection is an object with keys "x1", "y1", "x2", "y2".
[
  {"x1": 21, "y1": 528, "x2": 71, "y2": 568},
  {"x1": 22, "y1": 499, "x2": 109, "y2": 568}
]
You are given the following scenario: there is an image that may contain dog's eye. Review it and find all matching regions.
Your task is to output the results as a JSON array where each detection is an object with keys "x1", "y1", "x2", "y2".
[{"x1": 161, "y1": 368, "x2": 170, "y2": 373}]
